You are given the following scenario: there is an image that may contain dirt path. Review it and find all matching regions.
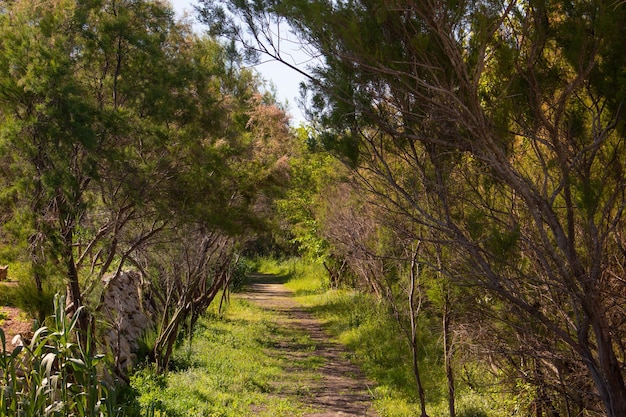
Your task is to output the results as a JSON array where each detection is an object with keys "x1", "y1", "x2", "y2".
[
  {"x1": 238, "y1": 274, "x2": 379, "y2": 417},
  {"x1": 0, "y1": 282, "x2": 32, "y2": 345}
]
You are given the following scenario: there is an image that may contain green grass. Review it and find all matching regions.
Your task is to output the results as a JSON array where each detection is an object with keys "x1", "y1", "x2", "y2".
[
  {"x1": 266, "y1": 258, "x2": 513, "y2": 417},
  {"x1": 254, "y1": 257, "x2": 326, "y2": 296},
  {"x1": 130, "y1": 258, "x2": 513, "y2": 417},
  {"x1": 130, "y1": 296, "x2": 321, "y2": 417}
]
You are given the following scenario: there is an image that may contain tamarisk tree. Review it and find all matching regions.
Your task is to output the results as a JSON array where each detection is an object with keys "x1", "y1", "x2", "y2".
[
  {"x1": 0, "y1": 0, "x2": 293, "y2": 371},
  {"x1": 200, "y1": 0, "x2": 626, "y2": 414}
]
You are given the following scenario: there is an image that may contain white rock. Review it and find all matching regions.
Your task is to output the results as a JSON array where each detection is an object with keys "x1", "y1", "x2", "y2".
[{"x1": 11, "y1": 334, "x2": 23, "y2": 347}]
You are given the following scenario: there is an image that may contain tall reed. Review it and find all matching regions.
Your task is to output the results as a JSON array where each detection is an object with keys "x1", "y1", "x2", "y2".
[{"x1": 0, "y1": 295, "x2": 119, "y2": 416}]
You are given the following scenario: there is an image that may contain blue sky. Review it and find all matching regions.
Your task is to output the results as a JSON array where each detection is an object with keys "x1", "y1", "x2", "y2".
[{"x1": 170, "y1": 0, "x2": 307, "y2": 125}]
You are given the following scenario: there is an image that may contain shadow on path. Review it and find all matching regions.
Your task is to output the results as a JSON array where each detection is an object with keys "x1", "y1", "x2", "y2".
[{"x1": 237, "y1": 273, "x2": 379, "y2": 417}]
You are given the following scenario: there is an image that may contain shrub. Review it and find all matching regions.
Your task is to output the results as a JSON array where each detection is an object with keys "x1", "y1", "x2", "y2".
[
  {"x1": 12, "y1": 277, "x2": 57, "y2": 322},
  {"x1": 135, "y1": 326, "x2": 159, "y2": 365},
  {"x1": 0, "y1": 285, "x2": 17, "y2": 307},
  {"x1": 228, "y1": 257, "x2": 253, "y2": 292}
]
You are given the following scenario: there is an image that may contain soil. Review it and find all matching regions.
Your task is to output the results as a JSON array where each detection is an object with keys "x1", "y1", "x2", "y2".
[
  {"x1": 0, "y1": 307, "x2": 32, "y2": 348},
  {"x1": 238, "y1": 274, "x2": 379, "y2": 417},
  {"x1": 0, "y1": 281, "x2": 32, "y2": 347}
]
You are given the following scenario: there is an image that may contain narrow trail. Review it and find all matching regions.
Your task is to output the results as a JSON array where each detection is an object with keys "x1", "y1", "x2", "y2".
[{"x1": 237, "y1": 274, "x2": 379, "y2": 417}]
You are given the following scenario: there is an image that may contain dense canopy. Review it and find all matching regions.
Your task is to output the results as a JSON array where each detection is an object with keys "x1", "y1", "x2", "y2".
[
  {"x1": 200, "y1": 0, "x2": 626, "y2": 415},
  {"x1": 1, "y1": 0, "x2": 626, "y2": 416}
]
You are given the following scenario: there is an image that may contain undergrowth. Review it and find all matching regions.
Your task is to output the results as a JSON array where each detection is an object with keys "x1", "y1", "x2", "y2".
[
  {"x1": 0, "y1": 295, "x2": 119, "y2": 416},
  {"x1": 130, "y1": 296, "x2": 317, "y2": 416},
  {"x1": 258, "y1": 258, "x2": 512, "y2": 417}
]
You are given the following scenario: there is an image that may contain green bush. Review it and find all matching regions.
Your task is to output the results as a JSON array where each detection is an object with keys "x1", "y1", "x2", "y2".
[
  {"x1": 228, "y1": 257, "x2": 254, "y2": 292},
  {"x1": 12, "y1": 277, "x2": 57, "y2": 322},
  {"x1": 0, "y1": 286, "x2": 17, "y2": 307}
]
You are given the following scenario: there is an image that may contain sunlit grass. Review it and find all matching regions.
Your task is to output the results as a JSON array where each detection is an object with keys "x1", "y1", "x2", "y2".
[
  {"x1": 253, "y1": 257, "x2": 326, "y2": 296},
  {"x1": 130, "y1": 296, "x2": 319, "y2": 416},
  {"x1": 252, "y1": 257, "x2": 288, "y2": 276},
  {"x1": 273, "y1": 258, "x2": 513, "y2": 417},
  {"x1": 131, "y1": 257, "x2": 512, "y2": 417}
]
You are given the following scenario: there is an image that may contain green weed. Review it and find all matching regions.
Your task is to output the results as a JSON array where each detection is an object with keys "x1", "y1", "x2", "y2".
[
  {"x1": 276, "y1": 258, "x2": 512, "y2": 417},
  {"x1": 130, "y1": 298, "x2": 315, "y2": 416}
]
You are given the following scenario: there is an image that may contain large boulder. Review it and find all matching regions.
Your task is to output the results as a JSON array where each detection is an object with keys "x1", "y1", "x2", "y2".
[{"x1": 99, "y1": 271, "x2": 156, "y2": 374}]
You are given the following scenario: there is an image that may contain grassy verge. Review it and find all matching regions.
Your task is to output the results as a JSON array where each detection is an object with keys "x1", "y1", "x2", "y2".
[
  {"x1": 253, "y1": 257, "x2": 325, "y2": 296},
  {"x1": 130, "y1": 294, "x2": 320, "y2": 417},
  {"x1": 255, "y1": 258, "x2": 510, "y2": 417},
  {"x1": 130, "y1": 257, "x2": 510, "y2": 417}
]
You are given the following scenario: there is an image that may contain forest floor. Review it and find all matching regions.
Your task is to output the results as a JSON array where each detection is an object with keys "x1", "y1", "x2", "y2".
[
  {"x1": 238, "y1": 274, "x2": 380, "y2": 416},
  {"x1": 0, "y1": 282, "x2": 31, "y2": 346}
]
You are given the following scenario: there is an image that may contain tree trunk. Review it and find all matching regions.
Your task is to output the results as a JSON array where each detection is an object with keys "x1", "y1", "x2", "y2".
[
  {"x1": 410, "y1": 342, "x2": 429, "y2": 417},
  {"x1": 63, "y1": 228, "x2": 90, "y2": 344},
  {"x1": 155, "y1": 305, "x2": 184, "y2": 374},
  {"x1": 586, "y1": 307, "x2": 626, "y2": 417},
  {"x1": 443, "y1": 294, "x2": 455, "y2": 417},
  {"x1": 408, "y1": 243, "x2": 429, "y2": 417}
]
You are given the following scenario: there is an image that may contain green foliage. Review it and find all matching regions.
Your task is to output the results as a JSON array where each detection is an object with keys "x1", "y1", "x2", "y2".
[
  {"x1": 12, "y1": 277, "x2": 57, "y2": 322},
  {"x1": 130, "y1": 298, "x2": 312, "y2": 416},
  {"x1": 282, "y1": 258, "x2": 511, "y2": 417},
  {"x1": 0, "y1": 295, "x2": 119, "y2": 416},
  {"x1": 272, "y1": 127, "x2": 345, "y2": 261},
  {"x1": 486, "y1": 225, "x2": 520, "y2": 263},
  {"x1": 228, "y1": 257, "x2": 254, "y2": 292}
]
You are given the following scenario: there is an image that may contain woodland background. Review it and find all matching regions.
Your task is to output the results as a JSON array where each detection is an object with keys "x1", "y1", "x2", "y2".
[{"x1": 1, "y1": 0, "x2": 625, "y2": 416}]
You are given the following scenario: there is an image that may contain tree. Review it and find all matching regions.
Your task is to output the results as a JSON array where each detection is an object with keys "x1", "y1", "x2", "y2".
[
  {"x1": 272, "y1": 126, "x2": 346, "y2": 262},
  {"x1": 0, "y1": 0, "x2": 295, "y2": 374},
  {"x1": 199, "y1": 0, "x2": 626, "y2": 414},
  {"x1": 0, "y1": 0, "x2": 103, "y2": 328}
]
